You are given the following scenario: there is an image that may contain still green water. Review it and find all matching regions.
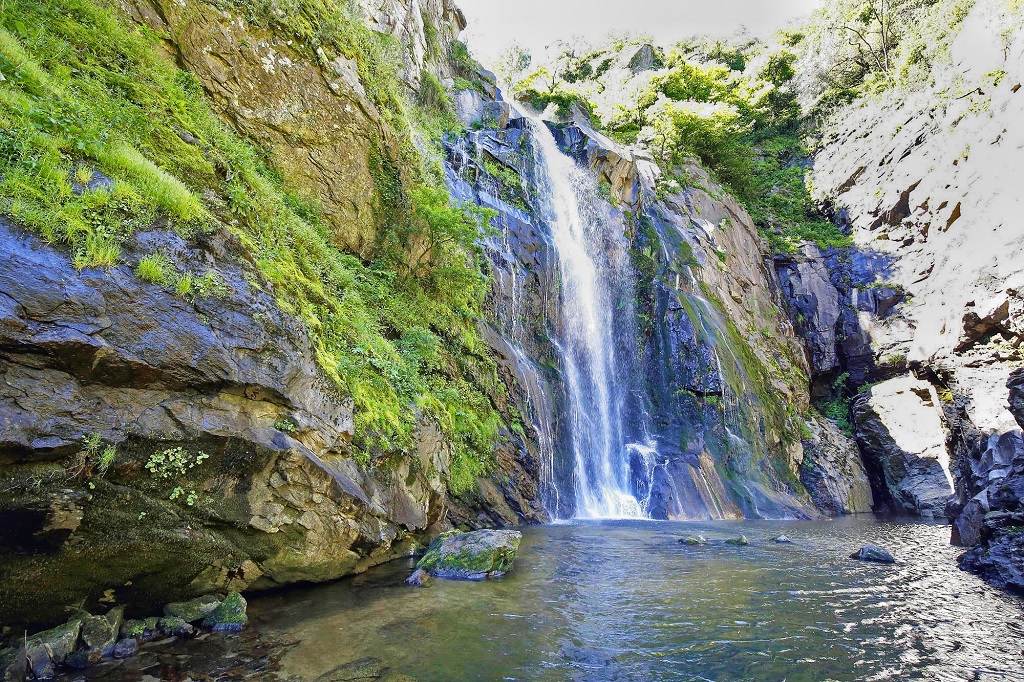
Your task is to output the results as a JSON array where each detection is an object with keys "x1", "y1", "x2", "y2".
[{"x1": 248, "y1": 518, "x2": 1024, "y2": 681}]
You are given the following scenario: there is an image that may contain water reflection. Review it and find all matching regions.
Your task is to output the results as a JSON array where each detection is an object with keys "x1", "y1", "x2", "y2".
[{"x1": 248, "y1": 518, "x2": 1022, "y2": 681}]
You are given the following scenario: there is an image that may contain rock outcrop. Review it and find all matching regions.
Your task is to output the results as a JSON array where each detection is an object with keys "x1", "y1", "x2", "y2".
[
  {"x1": 0, "y1": 219, "x2": 450, "y2": 629},
  {"x1": 795, "y1": 0, "x2": 1024, "y2": 585},
  {"x1": 852, "y1": 377, "x2": 955, "y2": 517},
  {"x1": 955, "y1": 370, "x2": 1024, "y2": 592},
  {"x1": 799, "y1": 417, "x2": 874, "y2": 515}
]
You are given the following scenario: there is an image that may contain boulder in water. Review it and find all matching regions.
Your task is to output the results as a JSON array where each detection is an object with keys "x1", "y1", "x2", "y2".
[
  {"x1": 405, "y1": 568, "x2": 432, "y2": 587},
  {"x1": 164, "y1": 595, "x2": 222, "y2": 623},
  {"x1": 724, "y1": 535, "x2": 750, "y2": 546},
  {"x1": 77, "y1": 606, "x2": 123, "y2": 658},
  {"x1": 850, "y1": 544, "x2": 896, "y2": 564},
  {"x1": 202, "y1": 591, "x2": 247, "y2": 633},
  {"x1": 679, "y1": 535, "x2": 707, "y2": 545},
  {"x1": 773, "y1": 535, "x2": 793, "y2": 544},
  {"x1": 414, "y1": 529, "x2": 522, "y2": 581}
]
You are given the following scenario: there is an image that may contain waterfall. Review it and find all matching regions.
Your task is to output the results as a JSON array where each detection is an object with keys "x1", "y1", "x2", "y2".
[{"x1": 517, "y1": 112, "x2": 652, "y2": 520}]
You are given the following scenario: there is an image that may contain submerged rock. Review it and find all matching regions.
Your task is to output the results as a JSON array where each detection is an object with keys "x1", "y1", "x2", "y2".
[
  {"x1": 679, "y1": 536, "x2": 707, "y2": 545},
  {"x1": 414, "y1": 529, "x2": 522, "y2": 581},
  {"x1": 850, "y1": 544, "x2": 896, "y2": 564},
  {"x1": 724, "y1": 536, "x2": 750, "y2": 546},
  {"x1": 772, "y1": 535, "x2": 793, "y2": 544},
  {"x1": 405, "y1": 568, "x2": 432, "y2": 588},
  {"x1": 202, "y1": 591, "x2": 248, "y2": 633}
]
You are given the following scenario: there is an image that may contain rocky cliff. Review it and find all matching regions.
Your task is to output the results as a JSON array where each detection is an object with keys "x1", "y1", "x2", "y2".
[
  {"x1": 0, "y1": 0, "x2": 543, "y2": 632},
  {"x1": 783, "y1": 0, "x2": 1024, "y2": 586}
]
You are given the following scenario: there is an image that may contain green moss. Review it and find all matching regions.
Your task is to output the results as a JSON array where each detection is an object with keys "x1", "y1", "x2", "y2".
[{"x1": 0, "y1": 0, "x2": 506, "y2": 494}]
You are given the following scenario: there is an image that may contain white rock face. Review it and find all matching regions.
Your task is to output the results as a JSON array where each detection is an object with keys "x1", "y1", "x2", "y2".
[
  {"x1": 853, "y1": 376, "x2": 955, "y2": 517},
  {"x1": 810, "y1": 0, "x2": 1024, "y2": 435}
]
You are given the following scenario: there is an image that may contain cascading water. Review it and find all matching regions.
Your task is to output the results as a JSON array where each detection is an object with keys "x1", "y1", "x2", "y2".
[{"x1": 516, "y1": 111, "x2": 653, "y2": 519}]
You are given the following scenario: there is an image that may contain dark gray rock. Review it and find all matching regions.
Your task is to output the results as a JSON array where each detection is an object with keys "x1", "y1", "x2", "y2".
[
  {"x1": 850, "y1": 544, "x2": 896, "y2": 563},
  {"x1": 111, "y1": 638, "x2": 138, "y2": 659},
  {"x1": 959, "y1": 529, "x2": 1024, "y2": 593},
  {"x1": 414, "y1": 529, "x2": 522, "y2": 580},
  {"x1": 1009, "y1": 369, "x2": 1024, "y2": 430}
]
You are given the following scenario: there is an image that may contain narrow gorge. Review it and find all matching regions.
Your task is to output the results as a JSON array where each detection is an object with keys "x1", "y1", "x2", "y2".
[{"x1": 1, "y1": 0, "x2": 1022, "y2": 679}]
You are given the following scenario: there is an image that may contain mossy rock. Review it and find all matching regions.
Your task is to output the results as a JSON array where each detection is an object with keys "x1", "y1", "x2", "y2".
[
  {"x1": 724, "y1": 535, "x2": 750, "y2": 546},
  {"x1": 164, "y1": 595, "x2": 222, "y2": 623},
  {"x1": 120, "y1": 616, "x2": 160, "y2": 640},
  {"x1": 679, "y1": 536, "x2": 707, "y2": 545},
  {"x1": 158, "y1": 616, "x2": 195, "y2": 636},
  {"x1": 202, "y1": 591, "x2": 247, "y2": 633},
  {"x1": 414, "y1": 529, "x2": 522, "y2": 581}
]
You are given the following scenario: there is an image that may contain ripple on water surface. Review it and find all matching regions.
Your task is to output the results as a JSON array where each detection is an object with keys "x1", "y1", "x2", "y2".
[{"x1": 237, "y1": 517, "x2": 1024, "y2": 682}]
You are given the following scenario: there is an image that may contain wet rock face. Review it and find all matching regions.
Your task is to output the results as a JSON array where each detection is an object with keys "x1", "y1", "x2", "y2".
[
  {"x1": 852, "y1": 377, "x2": 955, "y2": 517},
  {"x1": 799, "y1": 417, "x2": 874, "y2": 515},
  {"x1": 0, "y1": 221, "x2": 449, "y2": 630}
]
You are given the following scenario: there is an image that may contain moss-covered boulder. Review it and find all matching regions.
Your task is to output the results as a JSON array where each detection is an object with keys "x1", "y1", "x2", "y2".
[
  {"x1": 164, "y1": 595, "x2": 221, "y2": 623},
  {"x1": 77, "y1": 606, "x2": 123, "y2": 658},
  {"x1": 414, "y1": 529, "x2": 522, "y2": 581},
  {"x1": 202, "y1": 591, "x2": 247, "y2": 633}
]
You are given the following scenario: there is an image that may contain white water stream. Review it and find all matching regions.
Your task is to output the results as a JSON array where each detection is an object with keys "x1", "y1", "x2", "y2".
[{"x1": 516, "y1": 111, "x2": 651, "y2": 519}]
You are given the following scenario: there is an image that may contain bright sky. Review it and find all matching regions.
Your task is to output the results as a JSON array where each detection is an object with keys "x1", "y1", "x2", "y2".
[{"x1": 458, "y1": 0, "x2": 823, "y2": 67}]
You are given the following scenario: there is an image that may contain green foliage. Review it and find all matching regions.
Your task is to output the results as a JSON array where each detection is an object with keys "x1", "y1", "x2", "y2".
[
  {"x1": 743, "y1": 134, "x2": 852, "y2": 252},
  {"x1": 0, "y1": 0, "x2": 507, "y2": 493},
  {"x1": 647, "y1": 100, "x2": 753, "y2": 192},
  {"x1": 146, "y1": 447, "x2": 210, "y2": 480},
  {"x1": 817, "y1": 372, "x2": 854, "y2": 435}
]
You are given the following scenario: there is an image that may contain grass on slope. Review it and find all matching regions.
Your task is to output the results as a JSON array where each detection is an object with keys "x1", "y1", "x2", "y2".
[{"x1": 0, "y1": 0, "x2": 502, "y2": 492}]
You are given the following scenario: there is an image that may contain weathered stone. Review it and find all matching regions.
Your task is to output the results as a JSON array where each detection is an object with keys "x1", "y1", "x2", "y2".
[
  {"x1": 853, "y1": 377, "x2": 955, "y2": 517},
  {"x1": 164, "y1": 596, "x2": 221, "y2": 623},
  {"x1": 111, "y1": 638, "x2": 138, "y2": 659},
  {"x1": 800, "y1": 416, "x2": 874, "y2": 515},
  {"x1": 405, "y1": 568, "x2": 432, "y2": 587},
  {"x1": 78, "y1": 606, "x2": 123, "y2": 656},
  {"x1": 773, "y1": 535, "x2": 793, "y2": 544},
  {"x1": 850, "y1": 544, "x2": 896, "y2": 564},
  {"x1": 202, "y1": 591, "x2": 247, "y2": 633},
  {"x1": 414, "y1": 529, "x2": 522, "y2": 580},
  {"x1": 158, "y1": 616, "x2": 195, "y2": 637},
  {"x1": 679, "y1": 536, "x2": 706, "y2": 545},
  {"x1": 724, "y1": 535, "x2": 750, "y2": 546},
  {"x1": 119, "y1": 617, "x2": 159, "y2": 640}
]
